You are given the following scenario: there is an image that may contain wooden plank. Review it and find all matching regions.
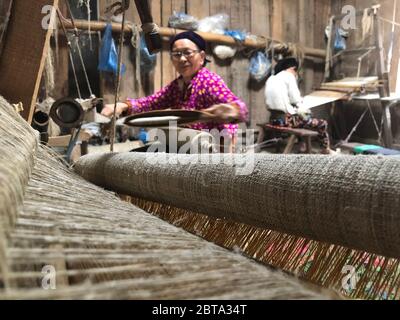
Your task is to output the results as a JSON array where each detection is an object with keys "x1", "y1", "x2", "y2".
[
  {"x1": 186, "y1": 0, "x2": 210, "y2": 20},
  {"x1": 47, "y1": 131, "x2": 92, "y2": 147},
  {"x1": 313, "y1": 0, "x2": 331, "y2": 87},
  {"x1": 249, "y1": 0, "x2": 271, "y2": 128},
  {"x1": 151, "y1": 0, "x2": 162, "y2": 92},
  {"x1": 209, "y1": 0, "x2": 231, "y2": 81},
  {"x1": 0, "y1": 0, "x2": 59, "y2": 123},
  {"x1": 230, "y1": 0, "x2": 251, "y2": 125},
  {"x1": 161, "y1": 0, "x2": 176, "y2": 87},
  {"x1": 97, "y1": 0, "x2": 115, "y2": 104},
  {"x1": 271, "y1": 0, "x2": 283, "y2": 41},
  {"x1": 282, "y1": 0, "x2": 299, "y2": 44},
  {"x1": 299, "y1": 0, "x2": 315, "y2": 94},
  {"x1": 302, "y1": 90, "x2": 348, "y2": 110},
  {"x1": 159, "y1": 0, "x2": 186, "y2": 88},
  {"x1": 186, "y1": 0, "x2": 211, "y2": 74}
]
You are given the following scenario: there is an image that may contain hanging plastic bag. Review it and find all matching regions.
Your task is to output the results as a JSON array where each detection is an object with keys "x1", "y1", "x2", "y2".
[
  {"x1": 224, "y1": 29, "x2": 247, "y2": 42},
  {"x1": 198, "y1": 14, "x2": 229, "y2": 34},
  {"x1": 140, "y1": 35, "x2": 157, "y2": 73},
  {"x1": 138, "y1": 128, "x2": 148, "y2": 144},
  {"x1": 249, "y1": 52, "x2": 271, "y2": 82},
  {"x1": 334, "y1": 28, "x2": 346, "y2": 51},
  {"x1": 168, "y1": 11, "x2": 199, "y2": 30},
  {"x1": 98, "y1": 24, "x2": 126, "y2": 75}
]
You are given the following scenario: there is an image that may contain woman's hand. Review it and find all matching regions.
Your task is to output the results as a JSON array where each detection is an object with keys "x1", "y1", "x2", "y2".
[
  {"x1": 203, "y1": 103, "x2": 240, "y2": 123},
  {"x1": 101, "y1": 102, "x2": 129, "y2": 118}
]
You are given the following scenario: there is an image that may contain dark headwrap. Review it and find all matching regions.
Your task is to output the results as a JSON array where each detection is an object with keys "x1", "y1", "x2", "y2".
[
  {"x1": 170, "y1": 31, "x2": 206, "y2": 51},
  {"x1": 274, "y1": 57, "x2": 299, "y2": 75},
  {"x1": 170, "y1": 31, "x2": 211, "y2": 64}
]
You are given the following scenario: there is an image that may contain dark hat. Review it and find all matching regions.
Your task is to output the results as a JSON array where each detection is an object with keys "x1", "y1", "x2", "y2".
[
  {"x1": 170, "y1": 31, "x2": 211, "y2": 64},
  {"x1": 274, "y1": 57, "x2": 299, "y2": 75},
  {"x1": 170, "y1": 30, "x2": 207, "y2": 51}
]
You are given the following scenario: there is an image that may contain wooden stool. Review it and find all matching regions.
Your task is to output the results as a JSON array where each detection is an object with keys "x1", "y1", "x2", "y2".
[{"x1": 257, "y1": 123, "x2": 319, "y2": 154}]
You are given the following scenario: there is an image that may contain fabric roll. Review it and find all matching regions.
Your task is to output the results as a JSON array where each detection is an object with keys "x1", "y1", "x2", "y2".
[{"x1": 75, "y1": 152, "x2": 400, "y2": 259}]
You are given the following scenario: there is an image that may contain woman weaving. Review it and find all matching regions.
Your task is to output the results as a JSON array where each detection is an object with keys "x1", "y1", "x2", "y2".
[{"x1": 102, "y1": 31, "x2": 248, "y2": 150}]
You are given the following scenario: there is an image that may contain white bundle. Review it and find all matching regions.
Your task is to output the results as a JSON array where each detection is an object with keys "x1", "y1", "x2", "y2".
[{"x1": 213, "y1": 45, "x2": 237, "y2": 60}]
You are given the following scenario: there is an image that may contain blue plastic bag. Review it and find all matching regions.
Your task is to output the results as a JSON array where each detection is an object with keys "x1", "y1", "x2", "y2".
[
  {"x1": 224, "y1": 29, "x2": 247, "y2": 42},
  {"x1": 138, "y1": 128, "x2": 148, "y2": 144},
  {"x1": 334, "y1": 28, "x2": 346, "y2": 51},
  {"x1": 140, "y1": 35, "x2": 157, "y2": 73},
  {"x1": 249, "y1": 52, "x2": 271, "y2": 82},
  {"x1": 98, "y1": 24, "x2": 126, "y2": 75}
]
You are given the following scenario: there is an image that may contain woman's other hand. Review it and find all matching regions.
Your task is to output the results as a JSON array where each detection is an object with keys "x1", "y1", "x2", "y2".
[
  {"x1": 101, "y1": 102, "x2": 129, "y2": 118},
  {"x1": 204, "y1": 103, "x2": 240, "y2": 123}
]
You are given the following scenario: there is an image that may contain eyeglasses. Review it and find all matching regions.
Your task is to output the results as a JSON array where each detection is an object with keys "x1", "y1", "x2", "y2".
[{"x1": 170, "y1": 50, "x2": 200, "y2": 60}]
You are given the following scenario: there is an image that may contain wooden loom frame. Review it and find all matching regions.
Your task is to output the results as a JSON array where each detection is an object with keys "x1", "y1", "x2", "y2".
[{"x1": 324, "y1": 5, "x2": 396, "y2": 148}]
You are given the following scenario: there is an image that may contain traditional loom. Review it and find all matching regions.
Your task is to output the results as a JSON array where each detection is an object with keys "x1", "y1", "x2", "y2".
[
  {"x1": 2, "y1": 93, "x2": 400, "y2": 299},
  {"x1": 0, "y1": 96, "x2": 333, "y2": 299},
  {"x1": 1, "y1": 1, "x2": 400, "y2": 300}
]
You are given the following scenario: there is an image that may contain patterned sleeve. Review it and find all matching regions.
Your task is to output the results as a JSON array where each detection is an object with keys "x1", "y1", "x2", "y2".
[
  {"x1": 125, "y1": 81, "x2": 177, "y2": 114},
  {"x1": 204, "y1": 73, "x2": 249, "y2": 122}
]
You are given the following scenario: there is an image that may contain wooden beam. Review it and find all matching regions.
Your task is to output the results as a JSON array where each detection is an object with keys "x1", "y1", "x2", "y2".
[{"x1": 59, "y1": 18, "x2": 327, "y2": 59}]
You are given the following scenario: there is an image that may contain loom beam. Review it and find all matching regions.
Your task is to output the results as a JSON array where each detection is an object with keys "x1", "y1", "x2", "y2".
[{"x1": 75, "y1": 152, "x2": 400, "y2": 260}]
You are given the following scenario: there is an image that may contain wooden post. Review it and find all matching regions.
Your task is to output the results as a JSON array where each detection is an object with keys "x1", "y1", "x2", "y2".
[
  {"x1": 284, "y1": 135, "x2": 296, "y2": 154},
  {"x1": 324, "y1": 16, "x2": 334, "y2": 82},
  {"x1": 373, "y1": 7, "x2": 393, "y2": 147}
]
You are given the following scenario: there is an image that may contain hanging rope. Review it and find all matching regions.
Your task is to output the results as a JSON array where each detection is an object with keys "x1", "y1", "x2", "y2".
[
  {"x1": 129, "y1": 22, "x2": 142, "y2": 98},
  {"x1": 110, "y1": 10, "x2": 127, "y2": 153},
  {"x1": 44, "y1": 47, "x2": 56, "y2": 98},
  {"x1": 141, "y1": 22, "x2": 160, "y2": 35},
  {"x1": 77, "y1": 0, "x2": 93, "y2": 51},
  {"x1": 65, "y1": 2, "x2": 94, "y2": 98},
  {"x1": 366, "y1": 99, "x2": 384, "y2": 143},
  {"x1": 386, "y1": 0, "x2": 397, "y2": 73},
  {"x1": 56, "y1": 9, "x2": 82, "y2": 99}
]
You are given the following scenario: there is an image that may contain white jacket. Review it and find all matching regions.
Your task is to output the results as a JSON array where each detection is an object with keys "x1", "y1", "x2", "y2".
[{"x1": 264, "y1": 70, "x2": 303, "y2": 115}]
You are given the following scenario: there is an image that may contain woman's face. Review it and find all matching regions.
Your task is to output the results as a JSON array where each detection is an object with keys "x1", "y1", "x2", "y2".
[{"x1": 171, "y1": 39, "x2": 206, "y2": 80}]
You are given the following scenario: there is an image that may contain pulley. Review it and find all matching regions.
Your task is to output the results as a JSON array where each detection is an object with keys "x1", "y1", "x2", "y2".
[{"x1": 50, "y1": 98, "x2": 84, "y2": 128}]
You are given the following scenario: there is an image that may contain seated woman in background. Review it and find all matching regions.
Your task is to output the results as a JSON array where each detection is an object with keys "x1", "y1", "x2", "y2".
[
  {"x1": 102, "y1": 31, "x2": 248, "y2": 151},
  {"x1": 264, "y1": 57, "x2": 335, "y2": 155}
]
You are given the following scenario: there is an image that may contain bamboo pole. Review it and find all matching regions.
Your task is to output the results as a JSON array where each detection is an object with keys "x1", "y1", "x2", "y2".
[{"x1": 60, "y1": 18, "x2": 326, "y2": 59}]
